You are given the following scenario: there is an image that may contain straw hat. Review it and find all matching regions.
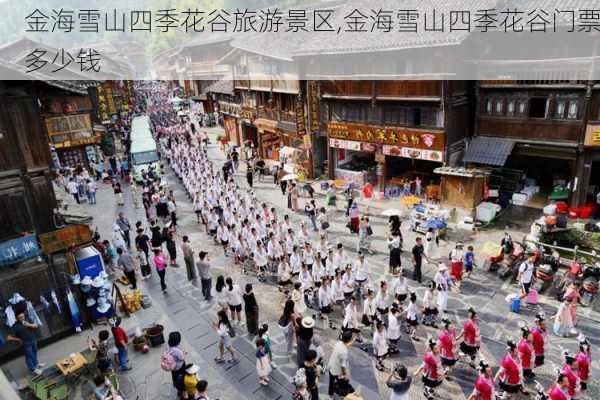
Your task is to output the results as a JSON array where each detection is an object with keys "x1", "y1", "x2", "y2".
[{"x1": 301, "y1": 316, "x2": 315, "y2": 329}]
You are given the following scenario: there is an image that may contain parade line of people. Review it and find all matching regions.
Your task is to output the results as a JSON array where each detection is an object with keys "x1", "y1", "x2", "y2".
[{"x1": 52, "y1": 85, "x2": 592, "y2": 400}]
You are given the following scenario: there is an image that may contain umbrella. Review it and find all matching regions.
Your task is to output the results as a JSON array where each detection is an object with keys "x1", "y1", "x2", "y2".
[
  {"x1": 283, "y1": 163, "x2": 296, "y2": 173},
  {"x1": 400, "y1": 195, "x2": 421, "y2": 206},
  {"x1": 382, "y1": 209, "x2": 403, "y2": 217},
  {"x1": 424, "y1": 218, "x2": 446, "y2": 229},
  {"x1": 281, "y1": 174, "x2": 298, "y2": 181}
]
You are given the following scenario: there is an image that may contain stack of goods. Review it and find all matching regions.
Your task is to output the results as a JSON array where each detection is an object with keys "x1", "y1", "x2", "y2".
[
  {"x1": 77, "y1": 272, "x2": 114, "y2": 320},
  {"x1": 119, "y1": 290, "x2": 143, "y2": 313}
]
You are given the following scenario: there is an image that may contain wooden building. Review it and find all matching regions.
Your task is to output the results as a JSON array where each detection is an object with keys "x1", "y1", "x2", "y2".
[
  {"x1": 0, "y1": 75, "x2": 78, "y2": 360},
  {"x1": 219, "y1": 30, "x2": 314, "y2": 178}
]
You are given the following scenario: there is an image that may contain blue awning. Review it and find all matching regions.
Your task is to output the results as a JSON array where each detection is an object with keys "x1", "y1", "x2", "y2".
[{"x1": 462, "y1": 136, "x2": 515, "y2": 167}]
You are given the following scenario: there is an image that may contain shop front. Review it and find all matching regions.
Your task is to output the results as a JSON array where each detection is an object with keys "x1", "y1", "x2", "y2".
[
  {"x1": 45, "y1": 113, "x2": 102, "y2": 169},
  {"x1": 223, "y1": 115, "x2": 240, "y2": 146},
  {"x1": 327, "y1": 122, "x2": 446, "y2": 193},
  {"x1": 254, "y1": 118, "x2": 312, "y2": 179}
]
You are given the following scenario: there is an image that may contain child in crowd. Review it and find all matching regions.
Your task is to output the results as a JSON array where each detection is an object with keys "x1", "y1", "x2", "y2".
[
  {"x1": 256, "y1": 338, "x2": 272, "y2": 386},
  {"x1": 464, "y1": 245, "x2": 476, "y2": 279}
]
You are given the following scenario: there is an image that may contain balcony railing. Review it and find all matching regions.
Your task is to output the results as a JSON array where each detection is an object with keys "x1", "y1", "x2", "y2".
[
  {"x1": 257, "y1": 107, "x2": 296, "y2": 123},
  {"x1": 184, "y1": 61, "x2": 230, "y2": 78}
]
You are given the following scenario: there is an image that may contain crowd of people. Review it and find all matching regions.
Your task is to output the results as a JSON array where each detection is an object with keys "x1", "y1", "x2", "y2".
[
  {"x1": 52, "y1": 84, "x2": 594, "y2": 400},
  {"x1": 138, "y1": 93, "x2": 593, "y2": 400}
]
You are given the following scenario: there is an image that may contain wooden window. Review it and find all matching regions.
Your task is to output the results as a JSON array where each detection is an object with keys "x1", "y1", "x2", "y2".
[
  {"x1": 553, "y1": 100, "x2": 566, "y2": 119},
  {"x1": 528, "y1": 98, "x2": 547, "y2": 118},
  {"x1": 494, "y1": 98, "x2": 504, "y2": 115},
  {"x1": 518, "y1": 99, "x2": 527, "y2": 116},
  {"x1": 507, "y1": 99, "x2": 515, "y2": 116},
  {"x1": 485, "y1": 98, "x2": 492, "y2": 114},
  {"x1": 567, "y1": 101, "x2": 578, "y2": 119}
]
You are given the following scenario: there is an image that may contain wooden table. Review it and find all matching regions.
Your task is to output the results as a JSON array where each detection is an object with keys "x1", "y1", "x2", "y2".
[{"x1": 55, "y1": 353, "x2": 87, "y2": 376}]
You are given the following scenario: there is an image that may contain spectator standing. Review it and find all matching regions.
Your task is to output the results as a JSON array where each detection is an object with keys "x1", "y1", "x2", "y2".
[
  {"x1": 196, "y1": 251, "x2": 212, "y2": 301},
  {"x1": 7, "y1": 312, "x2": 43, "y2": 375},
  {"x1": 412, "y1": 237, "x2": 425, "y2": 284},
  {"x1": 117, "y1": 248, "x2": 137, "y2": 290},
  {"x1": 327, "y1": 331, "x2": 353, "y2": 397},
  {"x1": 116, "y1": 213, "x2": 131, "y2": 249},
  {"x1": 243, "y1": 284, "x2": 260, "y2": 336},
  {"x1": 181, "y1": 236, "x2": 196, "y2": 281},
  {"x1": 109, "y1": 317, "x2": 131, "y2": 371},
  {"x1": 386, "y1": 364, "x2": 412, "y2": 400}
]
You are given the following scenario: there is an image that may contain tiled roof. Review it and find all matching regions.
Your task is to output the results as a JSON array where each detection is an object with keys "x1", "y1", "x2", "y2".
[{"x1": 202, "y1": 76, "x2": 234, "y2": 95}]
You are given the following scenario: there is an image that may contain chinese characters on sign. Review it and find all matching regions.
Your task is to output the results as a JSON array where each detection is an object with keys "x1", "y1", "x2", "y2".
[
  {"x1": 24, "y1": 48, "x2": 101, "y2": 74},
  {"x1": 38, "y1": 225, "x2": 93, "y2": 254},
  {"x1": 0, "y1": 235, "x2": 40, "y2": 267},
  {"x1": 327, "y1": 122, "x2": 445, "y2": 151},
  {"x1": 295, "y1": 95, "x2": 306, "y2": 135},
  {"x1": 308, "y1": 81, "x2": 320, "y2": 133},
  {"x1": 23, "y1": 8, "x2": 600, "y2": 35}
]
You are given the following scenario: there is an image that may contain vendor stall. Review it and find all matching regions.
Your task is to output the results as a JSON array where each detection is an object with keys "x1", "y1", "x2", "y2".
[
  {"x1": 409, "y1": 204, "x2": 449, "y2": 237},
  {"x1": 434, "y1": 167, "x2": 490, "y2": 210}
]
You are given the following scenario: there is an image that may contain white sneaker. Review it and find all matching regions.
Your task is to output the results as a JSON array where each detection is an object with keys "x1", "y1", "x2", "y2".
[
  {"x1": 33, "y1": 368, "x2": 42, "y2": 376},
  {"x1": 37, "y1": 363, "x2": 46, "y2": 368}
]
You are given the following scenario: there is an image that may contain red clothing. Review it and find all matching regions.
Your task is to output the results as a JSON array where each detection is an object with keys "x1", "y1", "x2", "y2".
[
  {"x1": 518, "y1": 339, "x2": 533, "y2": 370},
  {"x1": 463, "y1": 319, "x2": 480, "y2": 347},
  {"x1": 111, "y1": 326, "x2": 128, "y2": 348},
  {"x1": 561, "y1": 364, "x2": 579, "y2": 397},
  {"x1": 439, "y1": 329, "x2": 455, "y2": 360},
  {"x1": 530, "y1": 326, "x2": 545, "y2": 356},
  {"x1": 473, "y1": 375, "x2": 495, "y2": 400},
  {"x1": 423, "y1": 351, "x2": 441, "y2": 381},
  {"x1": 450, "y1": 261, "x2": 463, "y2": 281},
  {"x1": 500, "y1": 354, "x2": 521, "y2": 386},
  {"x1": 576, "y1": 352, "x2": 590, "y2": 382},
  {"x1": 549, "y1": 384, "x2": 570, "y2": 400}
]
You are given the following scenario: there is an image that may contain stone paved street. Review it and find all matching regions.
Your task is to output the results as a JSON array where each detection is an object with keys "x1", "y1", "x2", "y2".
[{"x1": 4, "y1": 126, "x2": 600, "y2": 400}]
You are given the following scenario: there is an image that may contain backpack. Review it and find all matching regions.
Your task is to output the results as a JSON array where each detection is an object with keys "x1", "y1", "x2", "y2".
[{"x1": 160, "y1": 349, "x2": 177, "y2": 371}]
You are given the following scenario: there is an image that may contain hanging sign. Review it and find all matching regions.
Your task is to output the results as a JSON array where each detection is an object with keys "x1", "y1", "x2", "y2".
[{"x1": 0, "y1": 234, "x2": 40, "y2": 266}]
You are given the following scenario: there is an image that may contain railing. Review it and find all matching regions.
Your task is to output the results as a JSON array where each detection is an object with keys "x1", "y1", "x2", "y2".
[
  {"x1": 257, "y1": 108, "x2": 296, "y2": 122},
  {"x1": 185, "y1": 61, "x2": 230, "y2": 77}
]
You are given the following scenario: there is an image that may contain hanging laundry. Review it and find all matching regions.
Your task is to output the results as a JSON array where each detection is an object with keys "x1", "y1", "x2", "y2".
[
  {"x1": 66, "y1": 289, "x2": 82, "y2": 332},
  {"x1": 5, "y1": 305, "x2": 16, "y2": 327},
  {"x1": 26, "y1": 301, "x2": 43, "y2": 327},
  {"x1": 51, "y1": 290, "x2": 62, "y2": 314}
]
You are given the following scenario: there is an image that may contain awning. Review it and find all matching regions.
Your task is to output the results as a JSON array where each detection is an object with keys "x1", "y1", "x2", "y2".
[{"x1": 462, "y1": 136, "x2": 515, "y2": 167}]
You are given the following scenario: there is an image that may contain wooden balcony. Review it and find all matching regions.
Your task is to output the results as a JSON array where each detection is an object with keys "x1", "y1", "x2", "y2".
[
  {"x1": 257, "y1": 107, "x2": 296, "y2": 123},
  {"x1": 478, "y1": 117, "x2": 583, "y2": 143},
  {"x1": 184, "y1": 61, "x2": 230, "y2": 78}
]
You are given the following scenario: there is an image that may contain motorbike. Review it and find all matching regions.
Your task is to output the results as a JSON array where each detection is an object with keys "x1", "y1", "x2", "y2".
[
  {"x1": 554, "y1": 259, "x2": 583, "y2": 301},
  {"x1": 532, "y1": 250, "x2": 561, "y2": 294},
  {"x1": 579, "y1": 262, "x2": 600, "y2": 306},
  {"x1": 497, "y1": 242, "x2": 526, "y2": 280}
]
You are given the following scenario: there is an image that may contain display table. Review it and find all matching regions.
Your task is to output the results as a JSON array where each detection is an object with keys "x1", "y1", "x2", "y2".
[
  {"x1": 56, "y1": 353, "x2": 87, "y2": 376},
  {"x1": 335, "y1": 167, "x2": 375, "y2": 188}
]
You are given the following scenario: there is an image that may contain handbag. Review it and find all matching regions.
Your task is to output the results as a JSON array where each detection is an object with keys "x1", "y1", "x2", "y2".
[
  {"x1": 335, "y1": 378, "x2": 355, "y2": 396},
  {"x1": 227, "y1": 323, "x2": 236, "y2": 338},
  {"x1": 366, "y1": 226, "x2": 373, "y2": 236},
  {"x1": 321, "y1": 221, "x2": 330, "y2": 230}
]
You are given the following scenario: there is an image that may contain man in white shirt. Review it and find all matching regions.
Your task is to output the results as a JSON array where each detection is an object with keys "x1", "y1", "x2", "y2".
[
  {"x1": 518, "y1": 253, "x2": 536, "y2": 300},
  {"x1": 327, "y1": 331, "x2": 353, "y2": 396},
  {"x1": 67, "y1": 179, "x2": 80, "y2": 204}
]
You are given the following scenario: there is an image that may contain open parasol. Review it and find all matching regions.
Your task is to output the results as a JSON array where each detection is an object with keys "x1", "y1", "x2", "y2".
[
  {"x1": 281, "y1": 174, "x2": 298, "y2": 181},
  {"x1": 381, "y1": 209, "x2": 403, "y2": 217}
]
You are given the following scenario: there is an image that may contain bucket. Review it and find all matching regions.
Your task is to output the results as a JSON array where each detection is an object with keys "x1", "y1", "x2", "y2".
[{"x1": 145, "y1": 324, "x2": 165, "y2": 347}]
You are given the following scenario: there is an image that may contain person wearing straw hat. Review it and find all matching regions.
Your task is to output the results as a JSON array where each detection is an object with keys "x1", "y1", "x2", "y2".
[
  {"x1": 297, "y1": 316, "x2": 314, "y2": 368},
  {"x1": 434, "y1": 263, "x2": 451, "y2": 314},
  {"x1": 183, "y1": 364, "x2": 199, "y2": 398}
]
